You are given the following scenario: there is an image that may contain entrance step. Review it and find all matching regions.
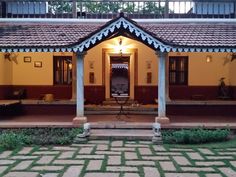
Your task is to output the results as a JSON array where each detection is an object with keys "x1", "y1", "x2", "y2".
[
  {"x1": 90, "y1": 122, "x2": 153, "y2": 129},
  {"x1": 74, "y1": 122, "x2": 163, "y2": 143},
  {"x1": 85, "y1": 106, "x2": 157, "y2": 115},
  {"x1": 102, "y1": 99, "x2": 138, "y2": 106},
  {"x1": 89, "y1": 129, "x2": 154, "y2": 141}
]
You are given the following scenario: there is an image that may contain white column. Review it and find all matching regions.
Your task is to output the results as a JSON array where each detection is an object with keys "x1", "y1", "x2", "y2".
[
  {"x1": 71, "y1": 53, "x2": 76, "y2": 101},
  {"x1": 73, "y1": 52, "x2": 87, "y2": 125},
  {"x1": 165, "y1": 54, "x2": 171, "y2": 102},
  {"x1": 156, "y1": 51, "x2": 170, "y2": 124}
]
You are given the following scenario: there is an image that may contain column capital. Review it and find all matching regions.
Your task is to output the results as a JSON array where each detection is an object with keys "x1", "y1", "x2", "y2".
[
  {"x1": 155, "y1": 51, "x2": 168, "y2": 57},
  {"x1": 76, "y1": 51, "x2": 87, "y2": 57}
]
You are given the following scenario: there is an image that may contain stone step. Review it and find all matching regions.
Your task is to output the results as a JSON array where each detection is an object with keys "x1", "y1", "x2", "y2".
[
  {"x1": 102, "y1": 99, "x2": 138, "y2": 106},
  {"x1": 85, "y1": 111, "x2": 157, "y2": 115},
  {"x1": 85, "y1": 106, "x2": 158, "y2": 115},
  {"x1": 90, "y1": 122, "x2": 153, "y2": 129},
  {"x1": 89, "y1": 129, "x2": 154, "y2": 140}
]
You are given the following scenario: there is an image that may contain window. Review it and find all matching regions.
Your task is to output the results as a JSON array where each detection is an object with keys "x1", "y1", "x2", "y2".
[
  {"x1": 54, "y1": 56, "x2": 72, "y2": 85},
  {"x1": 169, "y1": 56, "x2": 188, "y2": 85}
]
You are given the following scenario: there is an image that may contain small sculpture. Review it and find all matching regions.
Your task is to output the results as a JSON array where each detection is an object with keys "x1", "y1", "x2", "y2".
[
  {"x1": 152, "y1": 123, "x2": 161, "y2": 137},
  {"x1": 78, "y1": 123, "x2": 91, "y2": 138},
  {"x1": 218, "y1": 77, "x2": 229, "y2": 99}
]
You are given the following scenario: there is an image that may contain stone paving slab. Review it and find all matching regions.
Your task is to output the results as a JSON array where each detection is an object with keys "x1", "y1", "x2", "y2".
[
  {"x1": 159, "y1": 161, "x2": 176, "y2": 171},
  {"x1": 125, "y1": 152, "x2": 138, "y2": 160},
  {"x1": 58, "y1": 151, "x2": 75, "y2": 159},
  {"x1": 0, "y1": 140, "x2": 236, "y2": 177},
  {"x1": 143, "y1": 167, "x2": 160, "y2": 177},
  {"x1": 198, "y1": 148, "x2": 214, "y2": 155},
  {"x1": 18, "y1": 147, "x2": 33, "y2": 155},
  {"x1": 173, "y1": 156, "x2": 191, "y2": 166},
  {"x1": 97, "y1": 145, "x2": 109, "y2": 151},
  {"x1": 10, "y1": 156, "x2": 38, "y2": 160},
  {"x1": 96, "y1": 151, "x2": 121, "y2": 155},
  {"x1": 87, "y1": 160, "x2": 103, "y2": 171},
  {"x1": 123, "y1": 173, "x2": 140, "y2": 177},
  {"x1": 12, "y1": 160, "x2": 34, "y2": 170},
  {"x1": 108, "y1": 156, "x2": 121, "y2": 165},
  {"x1": 181, "y1": 167, "x2": 215, "y2": 172},
  {"x1": 0, "y1": 151, "x2": 12, "y2": 158},
  {"x1": 169, "y1": 148, "x2": 194, "y2": 152},
  {"x1": 142, "y1": 156, "x2": 169, "y2": 160},
  {"x1": 37, "y1": 156, "x2": 55, "y2": 164},
  {"x1": 165, "y1": 173, "x2": 199, "y2": 177},
  {"x1": 195, "y1": 161, "x2": 225, "y2": 166},
  {"x1": 205, "y1": 174, "x2": 222, "y2": 177},
  {"x1": 186, "y1": 152, "x2": 204, "y2": 160},
  {"x1": 0, "y1": 160, "x2": 16, "y2": 165},
  {"x1": 62, "y1": 166, "x2": 83, "y2": 177},
  {"x1": 4, "y1": 172, "x2": 39, "y2": 177},
  {"x1": 42, "y1": 173, "x2": 59, "y2": 177},
  {"x1": 111, "y1": 141, "x2": 123, "y2": 147},
  {"x1": 107, "y1": 166, "x2": 138, "y2": 172},
  {"x1": 53, "y1": 159, "x2": 84, "y2": 165},
  {"x1": 126, "y1": 160, "x2": 155, "y2": 166},
  {"x1": 31, "y1": 165, "x2": 64, "y2": 171},
  {"x1": 0, "y1": 166, "x2": 8, "y2": 175},
  {"x1": 84, "y1": 172, "x2": 119, "y2": 177}
]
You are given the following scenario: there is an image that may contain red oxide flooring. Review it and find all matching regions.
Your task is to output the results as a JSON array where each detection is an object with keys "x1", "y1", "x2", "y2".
[{"x1": 0, "y1": 114, "x2": 235, "y2": 123}]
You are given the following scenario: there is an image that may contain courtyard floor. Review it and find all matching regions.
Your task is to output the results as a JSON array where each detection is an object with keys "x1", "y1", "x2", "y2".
[{"x1": 0, "y1": 140, "x2": 236, "y2": 177}]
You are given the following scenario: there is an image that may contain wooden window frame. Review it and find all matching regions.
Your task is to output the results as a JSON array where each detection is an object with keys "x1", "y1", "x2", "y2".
[
  {"x1": 53, "y1": 56, "x2": 72, "y2": 85},
  {"x1": 169, "y1": 56, "x2": 188, "y2": 85}
]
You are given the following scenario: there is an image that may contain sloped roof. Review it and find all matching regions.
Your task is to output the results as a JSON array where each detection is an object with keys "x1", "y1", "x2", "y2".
[
  {"x1": 0, "y1": 15, "x2": 236, "y2": 52},
  {"x1": 142, "y1": 23, "x2": 236, "y2": 47},
  {"x1": 0, "y1": 22, "x2": 104, "y2": 47}
]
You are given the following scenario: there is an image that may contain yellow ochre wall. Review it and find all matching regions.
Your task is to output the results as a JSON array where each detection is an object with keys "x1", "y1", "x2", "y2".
[
  {"x1": 86, "y1": 36, "x2": 158, "y2": 86},
  {"x1": 229, "y1": 59, "x2": 236, "y2": 86},
  {"x1": 0, "y1": 52, "x2": 74, "y2": 86},
  {"x1": 0, "y1": 37, "x2": 235, "y2": 87},
  {"x1": 0, "y1": 53, "x2": 12, "y2": 85},
  {"x1": 12, "y1": 52, "x2": 53, "y2": 85},
  {"x1": 169, "y1": 52, "x2": 233, "y2": 86}
]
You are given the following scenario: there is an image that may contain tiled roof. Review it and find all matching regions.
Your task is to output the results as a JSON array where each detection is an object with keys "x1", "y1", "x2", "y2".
[
  {"x1": 0, "y1": 19, "x2": 236, "y2": 49},
  {"x1": 141, "y1": 23, "x2": 236, "y2": 47},
  {"x1": 0, "y1": 22, "x2": 104, "y2": 47}
]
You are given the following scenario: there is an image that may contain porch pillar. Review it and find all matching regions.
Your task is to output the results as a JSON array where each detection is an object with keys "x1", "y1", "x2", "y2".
[
  {"x1": 156, "y1": 51, "x2": 170, "y2": 124},
  {"x1": 73, "y1": 52, "x2": 87, "y2": 125},
  {"x1": 165, "y1": 54, "x2": 171, "y2": 102},
  {"x1": 71, "y1": 53, "x2": 77, "y2": 101}
]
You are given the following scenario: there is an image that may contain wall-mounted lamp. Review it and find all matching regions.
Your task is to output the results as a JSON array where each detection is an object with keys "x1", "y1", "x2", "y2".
[
  {"x1": 206, "y1": 55, "x2": 212, "y2": 63},
  {"x1": 69, "y1": 63, "x2": 72, "y2": 70}
]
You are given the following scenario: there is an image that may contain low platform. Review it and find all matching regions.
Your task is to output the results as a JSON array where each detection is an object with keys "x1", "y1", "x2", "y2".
[
  {"x1": 16, "y1": 99, "x2": 236, "y2": 116},
  {"x1": 0, "y1": 100, "x2": 20, "y2": 106},
  {"x1": 89, "y1": 129, "x2": 153, "y2": 140}
]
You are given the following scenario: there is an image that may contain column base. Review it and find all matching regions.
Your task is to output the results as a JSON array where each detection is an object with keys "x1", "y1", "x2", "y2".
[
  {"x1": 155, "y1": 117, "x2": 170, "y2": 124},
  {"x1": 73, "y1": 116, "x2": 87, "y2": 125}
]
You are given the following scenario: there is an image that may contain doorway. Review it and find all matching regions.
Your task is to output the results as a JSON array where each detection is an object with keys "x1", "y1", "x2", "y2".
[{"x1": 110, "y1": 56, "x2": 130, "y2": 96}]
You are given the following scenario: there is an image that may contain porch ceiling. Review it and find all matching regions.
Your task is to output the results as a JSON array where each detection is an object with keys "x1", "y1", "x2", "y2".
[{"x1": 0, "y1": 14, "x2": 236, "y2": 53}]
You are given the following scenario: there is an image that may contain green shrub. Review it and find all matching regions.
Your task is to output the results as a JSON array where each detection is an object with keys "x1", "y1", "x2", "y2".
[
  {"x1": 0, "y1": 128, "x2": 82, "y2": 150},
  {"x1": 162, "y1": 128, "x2": 230, "y2": 144},
  {"x1": 0, "y1": 132, "x2": 25, "y2": 150}
]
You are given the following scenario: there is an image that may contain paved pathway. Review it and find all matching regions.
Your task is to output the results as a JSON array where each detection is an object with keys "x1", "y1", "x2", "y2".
[{"x1": 0, "y1": 140, "x2": 236, "y2": 177}]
